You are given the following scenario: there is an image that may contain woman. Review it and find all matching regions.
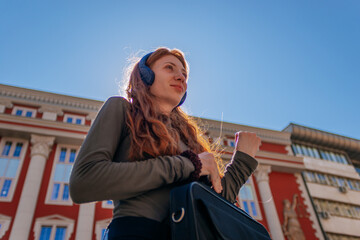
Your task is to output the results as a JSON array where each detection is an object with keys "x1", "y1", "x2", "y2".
[{"x1": 69, "y1": 47, "x2": 261, "y2": 240}]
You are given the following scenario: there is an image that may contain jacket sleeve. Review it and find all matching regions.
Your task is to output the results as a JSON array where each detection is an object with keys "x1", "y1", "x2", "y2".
[
  {"x1": 220, "y1": 151, "x2": 258, "y2": 203},
  {"x1": 69, "y1": 96, "x2": 195, "y2": 204}
]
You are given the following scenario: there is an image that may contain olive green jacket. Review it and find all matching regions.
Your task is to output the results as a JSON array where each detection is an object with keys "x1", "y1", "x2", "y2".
[{"x1": 69, "y1": 96, "x2": 258, "y2": 222}]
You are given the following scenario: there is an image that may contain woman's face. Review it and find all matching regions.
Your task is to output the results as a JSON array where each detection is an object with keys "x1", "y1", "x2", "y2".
[{"x1": 149, "y1": 55, "x2": 188, "y2": 113}]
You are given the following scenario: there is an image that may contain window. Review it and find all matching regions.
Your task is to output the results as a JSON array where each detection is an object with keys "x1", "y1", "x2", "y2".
[
  {"x1": 316, "y1": 173, "x2": 327, "y2": 184},
  {"x1": 11, "y1": 106, "x2": 37, "y2": 118},
  {"x1": 0, "y1": 139, "x2": 27, "y2": 202},
  {"x1": 63, "y1": 114, "x2": 85, "y2": 125},
  {"x1": 292, "y1": 144, "x2": 349, "y2": 165},
  {"x1": 235, "y1": 176, "x2": 262, "y2": 220},
  {"x1": 311, "y1": 147, "x2": 320, "y2": 158},
  {"x1": 33, "y1": 215, "x2": 74, "y2": 240},
  {"x1": 319, "y1": 150, "x2": 329, "y2": 160},
  {"x1": 292, "y1": 144, "x2": 302, "y2": 155},
  {"x1": 46, "y1": 145, "x2": 79, "y2": 205},
  {"x1": 228, "y1": 140, "x2": 235, "y2": 148},
  {"x1": 355, "y1": 181, "x2": 360, "y2": 191},
  {"x1": 337, "y1": 178, "x2": 346, "y2": 187},
  {"x1": 328, "y1": 176, "x2": 338, "y2": 187},
  {"x1": 95, "y1": 219, "x2": 111, "y2": 240},
  {"x1": 337, "y1": 154, "x2": 348, "y2": 164},
  {"x1": 346, "y1": 179, "x2": 355, "y2": 190},
  {"x1": 304, "y1": 171, "x2": 317, "y2": 183},
  {"x1": 355, "y1": 167, "x2": 360, "y2": 176},
  {"x1": 293, "y1": 144, "x2": 319, "y2": 157},
  {"x1": 102, "y1": 200, "x2": 114, "y2": 209},
  {"x1": 304, "y1": 171, "x2": 360, "y2": 192},
  {"x1": 101, "y1": 229, "x2": 109, "y2": 240},
  {"x1": 39, "y1": 226, "x2": 66, "y2": 240},
  {"x1": 313, "y1": 198, "x2": 360, "y2": 219},
  {"x1": 301, "y1": 146, "x2": 309, "y2": 156}
]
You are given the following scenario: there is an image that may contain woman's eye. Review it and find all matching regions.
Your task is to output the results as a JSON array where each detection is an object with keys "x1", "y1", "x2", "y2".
[{"x1": 166, "y1": 65, "x2": 173, "y2": 70}]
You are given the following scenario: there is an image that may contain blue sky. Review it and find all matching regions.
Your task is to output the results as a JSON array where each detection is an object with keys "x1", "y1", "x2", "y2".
[{"x1": 1, "y1": 0, "x2": 359, "y2": 139}]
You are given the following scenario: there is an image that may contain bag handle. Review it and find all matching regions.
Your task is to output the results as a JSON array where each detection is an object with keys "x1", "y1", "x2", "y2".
[{"x1": 171, "y1": 207, "x2": 185, "y2": 223}]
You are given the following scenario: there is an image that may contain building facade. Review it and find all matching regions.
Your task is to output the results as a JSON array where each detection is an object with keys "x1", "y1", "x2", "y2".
[
  {"x1": 0, "y1": 83, "x2": 329, "y2": 240},
  {"x1": 283, "y1": 124, "x2": 360, "y2": 240}
]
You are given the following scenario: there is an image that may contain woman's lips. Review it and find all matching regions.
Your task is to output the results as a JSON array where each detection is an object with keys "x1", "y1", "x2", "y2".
[{"x1": 171, "y1": 85, "x2": 183, "y2": 92}]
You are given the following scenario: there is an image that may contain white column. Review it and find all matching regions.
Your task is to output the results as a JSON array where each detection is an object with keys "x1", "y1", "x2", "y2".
[
  {"x1": 254, "y1": 165, "x2": 285, "y2": 240},
  {"x1": 75, "y1": 202, "x2": 96, "y2": 240},
  {"x1": 9, "y1": 135, "x2": 55, "y2": 240}
]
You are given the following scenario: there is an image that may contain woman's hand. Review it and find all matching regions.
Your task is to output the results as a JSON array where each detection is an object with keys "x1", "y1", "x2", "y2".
[
  {"x1": 198, "y1": 152, "x2": 223, "y2": 194},
  {"x1": 235, "y1": 131, "x2": 261, "y2": 158}
]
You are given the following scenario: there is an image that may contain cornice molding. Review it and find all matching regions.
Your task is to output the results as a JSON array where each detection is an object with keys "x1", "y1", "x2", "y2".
[
  {"x1": 196, "y1": 117, "x2": 291, "y2": 145},
  {"x1": 256, "y1": 150, "x2": 303, "y2": 163},
  {"x1": 283, "y1": 123, "x2": 360, "y2": 160},
  {"x1": 0, "y1": 84, "x2": 103, "y2": 112},
  {"x1": 0, "y1": 113, "x2": 88, "y2": 145}
]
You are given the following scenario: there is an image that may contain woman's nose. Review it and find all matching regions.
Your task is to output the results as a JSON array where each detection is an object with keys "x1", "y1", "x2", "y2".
[{"x1": 175, "y1": 71, "x2": 185, "y2": 82}]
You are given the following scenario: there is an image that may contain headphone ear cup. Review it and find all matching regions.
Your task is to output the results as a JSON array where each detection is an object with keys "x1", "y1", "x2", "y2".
[
  {"x1": 138, "y1": 52, "x2": 155, "y2": 85},
  {"x1": 177, "y1": 91, "x2": 187, "y2": 107}
]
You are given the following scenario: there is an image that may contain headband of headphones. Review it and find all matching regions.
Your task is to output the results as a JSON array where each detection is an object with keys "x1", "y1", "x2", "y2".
[{"x1": 138, "y1": 52, "x2": 187, "y2": 107}]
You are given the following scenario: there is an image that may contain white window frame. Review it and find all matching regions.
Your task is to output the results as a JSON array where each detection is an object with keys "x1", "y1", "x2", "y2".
[
  {"x1": 33, "y1": 214, "x2": 74, "y2": 240},
  {"x1": 236, "y1": 176, "x2": 262, "y2": 220},
  {"x1": 45, "y1": 144, "x2": 79, "y2": 206},
  {"x1": 0, "y1": 214, "x2": 12, "y2": 239},
  {"x1": 11, "y1": 106, "x2": 37, "y2": 118},
  {"x1": 102, "y1": 200, "x2": 114, "y2": 209},
  {"x1": 0, "y1": 138, "x2": 28, "y2": 202},
  {"x1": 95, "y1": 218, "x2": 112, "y2": 240},
  {"x1": 63, "y1": 114, "x2": 85, "y2": 125}
]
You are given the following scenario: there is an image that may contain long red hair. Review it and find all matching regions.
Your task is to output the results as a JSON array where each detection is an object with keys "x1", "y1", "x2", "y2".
[{"x1": 124, "y1": 47, "x2": 220, "y2": 166}]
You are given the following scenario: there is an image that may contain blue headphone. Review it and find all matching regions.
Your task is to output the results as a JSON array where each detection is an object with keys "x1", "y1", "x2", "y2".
[{"x1": 138, "y1": 52, "x2": 187, "y2": 107}]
